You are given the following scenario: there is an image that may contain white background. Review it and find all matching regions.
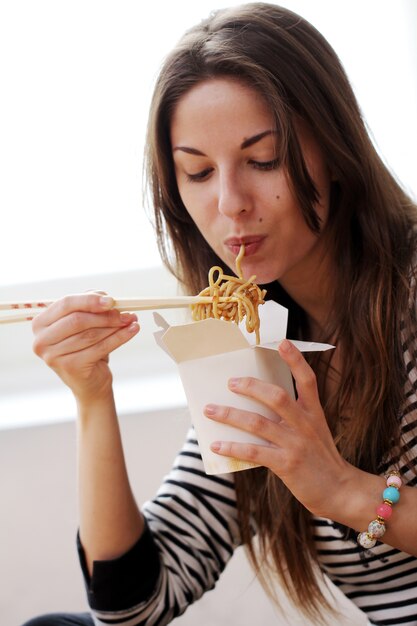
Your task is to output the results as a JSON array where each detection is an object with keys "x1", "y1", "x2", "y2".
[
  {"x1": 0, "y1": 0, "x2": 416, "y2": 430},
  {"x1": 1, "y1": 0, "x2": 416, "y2": 287}
]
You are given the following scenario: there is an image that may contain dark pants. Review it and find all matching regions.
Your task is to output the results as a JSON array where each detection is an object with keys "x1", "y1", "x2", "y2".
[{"x1": 22, "y1": 614, "x2": 94, "y2": 626}]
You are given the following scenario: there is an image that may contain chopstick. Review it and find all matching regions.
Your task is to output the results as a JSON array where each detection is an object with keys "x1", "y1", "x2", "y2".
[
  {"x1": 0, "y1": 311, "x2": 40, "y2": 324},
  {"x1": 0, "y1": 300, "x2": 50, "y2": 325},
  {"x1": 0, "y1": 295, "x2": 237, "y2": 325}
]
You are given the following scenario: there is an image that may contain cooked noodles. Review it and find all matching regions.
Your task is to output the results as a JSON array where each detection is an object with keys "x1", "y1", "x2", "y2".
[{"x1": 191, "y1": 245, "x2": 266, "y2": 344}]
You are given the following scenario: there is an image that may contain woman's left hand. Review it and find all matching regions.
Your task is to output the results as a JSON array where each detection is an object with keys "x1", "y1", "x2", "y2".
[{"x1": 205, "y1": 338, "x2": 352, "y2": 518}]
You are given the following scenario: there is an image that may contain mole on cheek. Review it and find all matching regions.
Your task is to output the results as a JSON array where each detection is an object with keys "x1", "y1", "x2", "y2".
[
  {"x1": 259, "y1": 217, "x2": 263, "y2": 223},
  {"x1": 276, "y1": 195, "x2": 280, "y2": 200}
]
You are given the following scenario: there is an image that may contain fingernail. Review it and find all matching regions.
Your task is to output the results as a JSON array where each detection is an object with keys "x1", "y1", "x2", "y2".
[
  {"x1": 228, "y1": 378, "x2": 240, "y2": 389},
  {"x1": 210, "y1": 441, "x2": 221, "y2": 452},
  {"x1": 204, "y1": 404, "x2": 217, "y2": 416},
  {"x1": 120, "y1": 312, "x2": 135, "y2": 324},
  {"x1": 127, "y1": 321, "x2": 139, "y2": 333},
  {"x1": 99, "y1": 296, "x2": 114, "y2": 309},
  {"x1": 278, "y1": 339, "x2": 292, "y2": 353}
]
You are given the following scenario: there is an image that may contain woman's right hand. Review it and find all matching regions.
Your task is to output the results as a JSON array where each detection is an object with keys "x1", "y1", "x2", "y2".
[{"x1": 32, "y1": 293, "x2": 140, "y2": 402}]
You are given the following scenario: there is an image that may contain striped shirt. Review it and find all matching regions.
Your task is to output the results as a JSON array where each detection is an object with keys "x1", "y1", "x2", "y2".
[{"x1": 78, "y1": 325, "x2": 417, "y2": 625}]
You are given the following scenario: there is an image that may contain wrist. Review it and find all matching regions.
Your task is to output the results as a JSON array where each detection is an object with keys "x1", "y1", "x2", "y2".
[
  {"x1": 75, "y1": 384, "x2": 116, "y2": 420},
  {"x1": 328, "y1": 464, "x2": 386, "y2": 533},
  {"x1": 357, "y1": 472, "x2": 403, "y2": 548}
]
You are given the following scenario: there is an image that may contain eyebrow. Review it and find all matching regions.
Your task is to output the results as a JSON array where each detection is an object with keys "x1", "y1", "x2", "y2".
[{"x1": 173, "y1": 129, "x2": 276, "y2": 156}]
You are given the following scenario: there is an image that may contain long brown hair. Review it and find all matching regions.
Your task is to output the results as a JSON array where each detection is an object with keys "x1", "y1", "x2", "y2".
[{"x1": 144, "y1": 3, "x2": 417, "y2": 621}]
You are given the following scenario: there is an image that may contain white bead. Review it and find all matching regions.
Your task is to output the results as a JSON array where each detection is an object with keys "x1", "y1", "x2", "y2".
[
  {"x1": 368, "y1": 519, "x2": 385, "y2": 539},
  {"x1": 357, "y1": 531, "x2": 377, "y2": 549}
]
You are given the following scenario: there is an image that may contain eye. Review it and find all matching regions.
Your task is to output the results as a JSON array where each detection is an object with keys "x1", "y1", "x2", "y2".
[
  {"x1": 250, "y1": 158, "x2": 280, "y2": 171},
  {"x1": 186, "y1": 167, "x2": 213, "y2": 182}
]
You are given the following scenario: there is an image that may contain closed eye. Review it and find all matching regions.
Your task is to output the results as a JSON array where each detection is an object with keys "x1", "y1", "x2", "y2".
[
  {"x1": 184, "y1": 158, "x2": 280, "y2": 182},
  {"x1": 250, "y1": 158, "x2": 280, "y2": 171},
  {"x1": 185, "y1": 167, "x2": 213, "y2": 182}
]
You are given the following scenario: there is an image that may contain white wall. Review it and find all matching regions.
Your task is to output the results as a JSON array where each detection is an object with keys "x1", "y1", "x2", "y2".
[
  {"x1": 0, "y1": 267, "x2": 185, "y2": 430},
  {"x1": 1, "y1": 0, "x2": 416, "y2": 287}
]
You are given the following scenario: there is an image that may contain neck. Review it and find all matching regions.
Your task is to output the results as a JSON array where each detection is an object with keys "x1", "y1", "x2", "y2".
[{"x1": 280, "y1": 246, "x2": 335, "y2": 337}]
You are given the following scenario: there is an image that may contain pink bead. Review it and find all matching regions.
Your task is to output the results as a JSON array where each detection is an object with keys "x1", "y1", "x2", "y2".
[
  {"x1": 377, "y1": 502, "x2": 393, "y2": 519},
  {"x1": 386, "y1": 474, "x2": 402, "y2": 489}
]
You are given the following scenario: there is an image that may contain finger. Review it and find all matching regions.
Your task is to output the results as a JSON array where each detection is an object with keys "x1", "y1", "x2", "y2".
[
  {"x1": 36, "y1": 309, "x2": 136, "y2": 348},
  {"x1": 277, "y1": 339, "x2": 320, "y2": 408},
  {"x1": 204, "y1": 403, "x2": 284, "y2": 444},
  {"x1": 210, "y1": 439, "x2": 277, "y2": 468},
  {"x1": 40, "y1": 315, "x2": 138, "y2": 361},
  {"x1": 32, "y1": 293, "x2": 115, "y2": 330},
  {"x1": 45, "y1": 321, "x2": 140, "y2": 371},
  {"x1": 69, "y1": 320, "x2": 140, "y2": 362},
  {"x1": 226, "y1": 376, "x2": 301, "y2": 426}
]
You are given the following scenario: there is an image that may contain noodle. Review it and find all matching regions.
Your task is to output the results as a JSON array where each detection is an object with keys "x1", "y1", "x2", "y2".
[{"x1": 191, "y1": 245, "x2": 267, "y2": 344}]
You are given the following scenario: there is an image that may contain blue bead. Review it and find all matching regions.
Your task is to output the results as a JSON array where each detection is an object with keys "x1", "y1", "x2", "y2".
[{"x1": 383, "y1": 486, "x2": 400, "y2": 503}]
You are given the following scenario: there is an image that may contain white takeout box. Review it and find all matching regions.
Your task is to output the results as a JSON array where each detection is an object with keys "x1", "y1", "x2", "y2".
[{"x1": 154, "y1": 301, "x2": 333, "y2": 475}]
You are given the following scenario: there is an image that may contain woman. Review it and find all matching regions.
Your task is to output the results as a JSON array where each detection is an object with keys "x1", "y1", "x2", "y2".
[{"x1": 24, "y1": 3, "x2": 417, "y2": 626}]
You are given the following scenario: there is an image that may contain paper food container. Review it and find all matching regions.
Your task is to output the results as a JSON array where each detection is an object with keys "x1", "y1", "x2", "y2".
[{"x1": 154, "y1": 301, "x2": 333, "y2": 475}]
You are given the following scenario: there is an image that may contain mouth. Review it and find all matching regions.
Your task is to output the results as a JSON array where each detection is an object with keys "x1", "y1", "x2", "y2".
[{"x1": 224, "y1": 235, "x2": 266, "y2": 257}]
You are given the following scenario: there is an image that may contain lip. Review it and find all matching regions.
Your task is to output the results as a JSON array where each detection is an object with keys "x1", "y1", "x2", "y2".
[{"x1": 224, "y1": 235, "x2": 266, "y2": 257}]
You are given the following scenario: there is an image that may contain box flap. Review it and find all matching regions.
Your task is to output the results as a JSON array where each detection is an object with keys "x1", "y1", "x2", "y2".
[
  {"x1": 260, "y1": 339, "x2": 334, "y2": 352},
  {"x1": 153, "y1": 300, "x2": 333, "y2": 364},
  {"x1": 154, "y1": 315, "x2": 249, "y2": 363},
  {"x1": 239, "y1": 300, "x2": 288, "y2": 345}
]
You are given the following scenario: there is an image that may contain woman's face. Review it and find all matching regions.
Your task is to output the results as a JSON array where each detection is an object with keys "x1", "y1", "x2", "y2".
[{"x1": 170, "y1": 78, "x2": 331, "y2": 290}]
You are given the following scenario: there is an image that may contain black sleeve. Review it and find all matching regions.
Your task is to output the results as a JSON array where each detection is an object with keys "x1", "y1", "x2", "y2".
[
  {"x1": 77, "y1": 521, "x2": 161, "y2": 612},
  {"x1": 75, "y1": 430, "x2": 240, "y2": 625}
]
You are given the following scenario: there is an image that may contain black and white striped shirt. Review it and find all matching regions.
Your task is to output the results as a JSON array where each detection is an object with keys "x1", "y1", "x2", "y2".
[{"x1": 78, "y1": 326, "x2": 417, "y2": 626}]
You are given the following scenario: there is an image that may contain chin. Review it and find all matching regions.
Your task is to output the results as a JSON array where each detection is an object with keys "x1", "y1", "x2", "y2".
[
  {"x1": 224, "y1": 255, "x2": 278, "y2": 284},
  {"x1": 242, "y1": 266, "x2": 278, "y2": 284}
]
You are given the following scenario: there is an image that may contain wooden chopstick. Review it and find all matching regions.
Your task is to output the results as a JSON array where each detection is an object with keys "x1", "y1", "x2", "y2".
[
  {"x1": 0, "y1": 301, "x2": 52, "y2": 311},
  {"x1": 0, "y1": 295, "x2": 239, "y2": 324},
  {"x1": 0, "y1": 311, "x2": 38, "y2": 324}
]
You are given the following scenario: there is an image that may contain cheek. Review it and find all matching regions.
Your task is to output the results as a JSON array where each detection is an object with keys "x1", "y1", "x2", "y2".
[
  {"x1": 177, "y1": 178, "x2": 204, "y2": 215},
  {"x1": 177, "y1": 188, "x2": 213, "y2": 238},
  {"x1": 176, "y1": 188, "x2": 199, "y2": 226},
  {"x1": 177, "y1": 181, "x2": 220, "y2": 235}
]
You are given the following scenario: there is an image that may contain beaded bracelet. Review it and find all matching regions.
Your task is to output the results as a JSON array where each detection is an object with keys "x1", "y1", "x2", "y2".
[{"x1": 357, "y1": 471, "x2": 402, "y2": 549}]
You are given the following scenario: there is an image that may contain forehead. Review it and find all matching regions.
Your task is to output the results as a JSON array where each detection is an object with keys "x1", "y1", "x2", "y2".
[{"x1": 170, "y1": 77, "x2": 275, "y2": 143}]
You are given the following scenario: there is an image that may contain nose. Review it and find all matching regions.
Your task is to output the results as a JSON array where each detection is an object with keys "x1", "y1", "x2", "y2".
[{"x1": 217, "y1": 170, "x2": 252, "y2": 218}]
